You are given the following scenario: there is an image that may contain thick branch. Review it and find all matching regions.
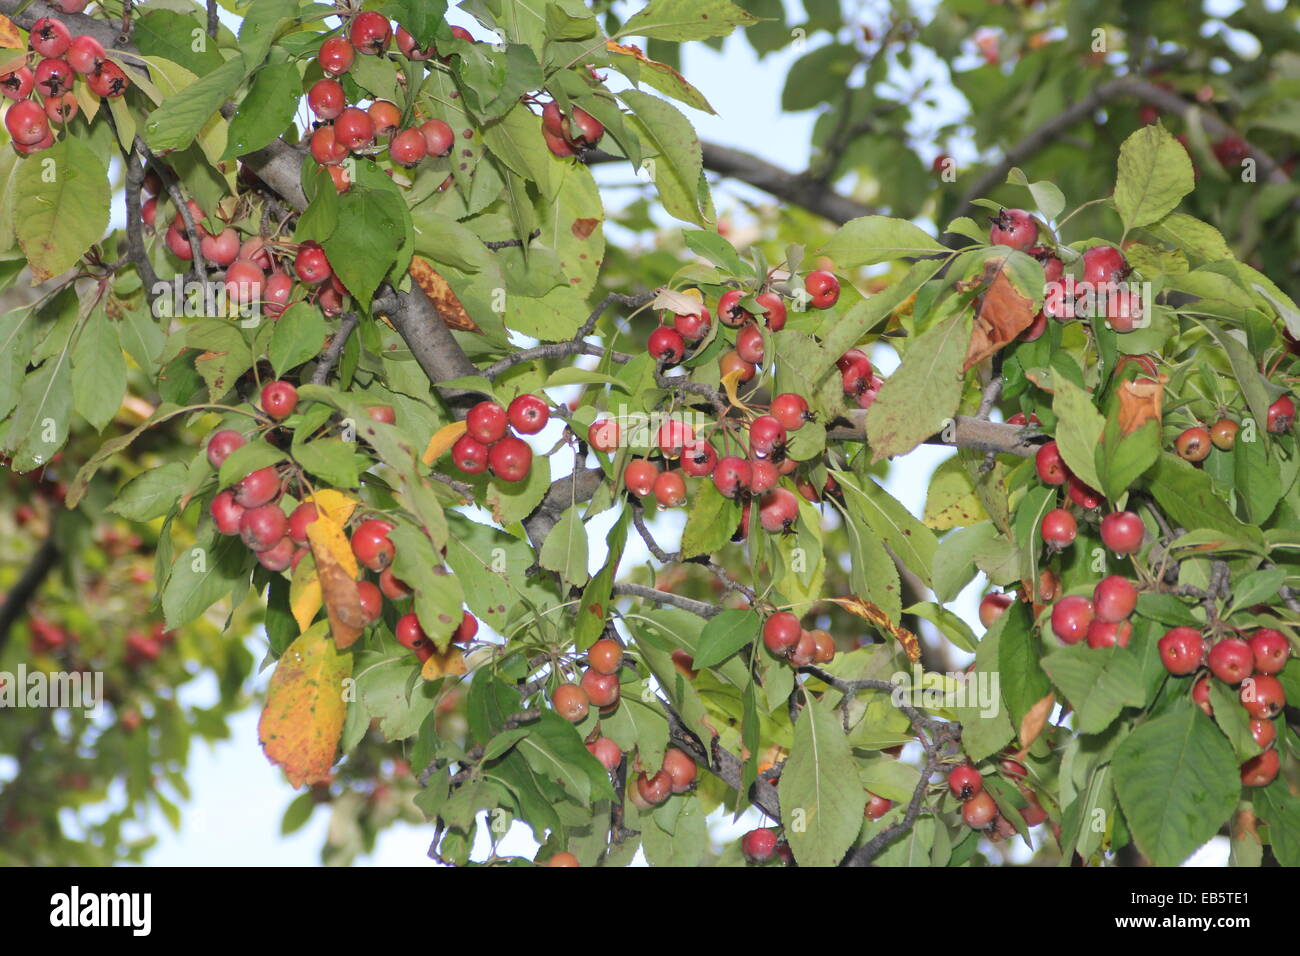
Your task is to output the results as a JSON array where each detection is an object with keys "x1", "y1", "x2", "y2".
[
  {"x1": 827, "y1": 413, "x2": 1041, "y2": 457},
  {"x1": 0, "y1": 536, "x2": 60, "y2": 652},
  {"x1": 586, "y1": 143, "x2": 877, "y2": 226},
  {"x1": 955, "y1": 76, "x2": 1290, "y2": 222},
  {"x1": 122, "y1": 147, "x2": 159, "y2": 297}
]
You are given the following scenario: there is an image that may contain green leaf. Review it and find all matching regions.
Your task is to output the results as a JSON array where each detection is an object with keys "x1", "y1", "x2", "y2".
[
  {"x1": 1040, "y1": 641, "x2": 1146, "y2": 734},
  {"x1": 693, "y1": 608, "x2": 760, "y2": 668},
  {"x1": 835, "y1": 467, "x2": 938, "y2": 587},
  {"x1": 782, "y1": 695, "x2": 866, "y2": 867},
  {"x1": 14, "y1": 137, "x2": 111, "y2": 282},
  {"x1": 3, "y1": 355, "x2": 72, "y2": 472},
  {"x1": 1112, "y1": 703, "x2": 1241, "y2": 866},
  {"x1": 621, "y1": 0, "x2": 759, "y2": 41},
  {"x1": 819, "y1": 216, "x2": 947, "y2": 268},
  {"x1": 956, "y1": 617, "x2": 1015, "y2": 761},
  {"x1": 1191, "y1": 320, "x2": 1273, "y2": 435},
  {"x1": 906, "y1": 601, "x2": 977, "y2": 653},
  {"x1": 293, "y1": 438, "x2": 362, "y2": 489},
  {"x1": 608, "y1": 47, "x2": 714, "y2": 113},
  {"x1": 1148, "y1": 454, "x2": 1265, "y2": 551},
  {"x1": 1114, "y1": 125, "x2": 1196, "y2": 231},
  {"x1": 680, "y1": 480, "x2": 742, "y2": 559},
  {"x1": 321, "y1": 185, "x2": 406, "y2": 310},
  {"x1": 162, "y1": 529, "x2": 251, "y2": 629},
  {"x1": 1006, "y1": 168, "x2": 1064, "y2": 222},
  {"x1": 1097, "y1": 417, "x2": 1159, "y2": 503},
  {"x1": 268, "y1": 303, "x2": 327, "y2": 377},
  {"x1": 640, "y1": 791, "x2": 708, "y2": 866},
  {"x1": 864, "y1": 310, "x2": 970, "y2": 461},
  {"x1": 144, "y1": 55, "x2": 247, "y2": 154},
  {"x1": 71, "y1": 311, "x2": 126, "y2": 432},
  {"x1": 109, "y1": 462, "x2": 188, "y2": 522},
  {"x1": 996, "y1": 603, "x2": 1050, "y2": 728},
  {"x1": 237, "y1": 0, "x2": 298, "y2": 69},
  {"x1": 222, "y1": 60, "x2": 302, "y2": 159},
  {"x1": 538, "y1": 505, "x2": 590, "y2": 587},
  {"x1": 620, "y1": 89, "x2": 708, "y2": 226},
  {"x1": 390, "y1": 523, "x2": 465, "y2": 650},
  {"x1": 1050, "y1": 376, "x2": 1105, "y2": 492},
  {"x1": 443, "y1": 514, "x2": 559, "y2": 635},
  {"x1": 380, "y1": 0, "x2": 449, "y2": 47},
  {"x1": 1255, "y1": 780, "x2": 1300, "y2": 867},
  {"x1": 517, "y1": 711, "x2": 616, "y2": 803},
  {"x1": 217, "y1": 440, "x2": 287, "y2": 491}
]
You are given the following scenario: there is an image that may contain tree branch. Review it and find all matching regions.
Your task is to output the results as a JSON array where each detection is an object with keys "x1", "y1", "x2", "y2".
[
  {"x1": 0, "y1": 535, "x2": 60, "y2": 653},
  {"x1": 659, "y1": 697, "x2": 781, "y2": 822},
  {"x1": 309, "y1": 312, "x2": 360, "y2": 385},
  {"x1": 612, "y1": 582, "x2": 723, "y2": 619},
  {"x1": 827, "y1": 412, "x2": 1041, "y2": 457},
  {"x1": 122, "y1": 146, "x2": 159, "y2": 298}
]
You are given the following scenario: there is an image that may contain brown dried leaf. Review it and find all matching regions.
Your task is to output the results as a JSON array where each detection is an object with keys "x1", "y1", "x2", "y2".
[
  {"x1": 963, "y1": 258, "x2": 1037, "y2": 371},
  {"x1": 1117, "y1": 375, "x2": 1167, "y2": 435},
  {"x1": 826, "y1": 596, "x2": 921, "y2": 661},
  {"x1": 258, "y1": 623, "x2": 351, "y2": 788},
  {"x1": 306, "y1": 515, "x2": 366, "y2": 649},
  {"x1": 0, "y1": 16, "x2": 21, "y2": 49},
  {"x1": 1018, "y1": 692, "x2": 1055, "y2": 750},
  {"x1": 407, "y1": 256, "x2": 479, "y2": 332}
]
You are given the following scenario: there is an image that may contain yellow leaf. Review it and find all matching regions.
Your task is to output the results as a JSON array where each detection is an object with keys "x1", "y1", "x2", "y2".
[
  {"x1": 258, "y1": 623, "x2": 352, "y2": 788},
  {"x1": 721, "y1": 368, "x2": 750, "y2": 411},
  {"x1": 826, "y1": 596, "x2": 922, "y2": 661},
  {"x1": 304, "y1": 489, "x2": 359, "y2": 527},
  {"x1": 289, "y1": 554, "x2": 322, "y2": 633},
  {"x1": 420, "y1": 645, "x2": 468, "y2": 680},
  {"x1": 422, "y1": 420, "x2": 468, "y2": 466}
]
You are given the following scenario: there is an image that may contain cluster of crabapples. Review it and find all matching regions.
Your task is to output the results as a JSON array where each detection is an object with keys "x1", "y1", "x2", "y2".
[
  {"x1": 449, "y1": 395, "x2": 549, "y2": 482},
  {"x1": 307, "y1": 12, "x2": 475, "y2": 191},
  {"x1": 988, "y1": 209, "x2": 1144, "y2": 338},
  {"x1": 547, "y1": 638, "x2": 698, "y2": 814},
  {"x1": 947, "y1": 757, "x2": 1048, "y2": 836},
  {"x1": 2, "y1": 12, "x2": 129, "y2": 155},
  {"x1": 760, "y1": 611, "x2": 837, "y2": 670},
  {"x1": 205, "y1": 386, "x2": 477, "y2": 666},
  {"x1": 1158, "y1": 625, "x2": 1290, "y2": 787},
  {"x1": 141, "y1": 177, "x2": 348, "y2": 319},
  {"x1": 573, "y1": 272, "x2": 858, "y2": 521},
  {"x1": 1172, "y1": 394, "x2": 1295, "y2": 462}
]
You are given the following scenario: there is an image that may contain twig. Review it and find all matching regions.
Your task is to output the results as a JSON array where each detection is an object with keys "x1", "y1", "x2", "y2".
[
  {"x1": 575, "y1": 290, "x2": 657, "y2": 340},
  {"x1": 483, "y1": 229, "x2": 541, "y2": 251},
  {"x1": 611, "y1": 582, "x2": 723, "y2": 619},
  {"x1": 206, "y1": 0, "x2": 218, "y2": 39},
  {"x1": 309, "y1": 312, "x2": 360, "y2": 385},
  {"x1": 482, "y1": 340, "x2": 632, "y2": 380},
  {"x1": 659, "y1": 696, "x2": 781, "y2": 822},
  {"x1": 122, "y1": 146, "x2": 159, "y2": 297}
]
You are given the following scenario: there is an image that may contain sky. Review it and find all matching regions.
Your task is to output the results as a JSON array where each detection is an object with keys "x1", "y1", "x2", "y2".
[{"x1": 129, "y1": 0, "x2": 1237, "y2": 867}]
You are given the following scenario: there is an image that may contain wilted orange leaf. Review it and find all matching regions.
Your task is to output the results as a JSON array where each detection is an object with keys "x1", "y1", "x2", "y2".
[
  {"x1": 1018, "y1": 693, "x2": 1055, "y2": 750},
  {"x1": 306, "y1": 516, "x2": 366, "y2": 649},
  {"x1": 962, "y1": 258, "x2": 1037, "y2": 370},
  {"x1": 0, "y1": 16, "x2": 21, "y2": 49},
  {"x1": 408, "y1": 256, "x2": 479, "y2": 331},
  {"x1": 422, "y1": 420, "x2": 468, "y2": 466},
  {"x1": 420, "y1": 645, "x2": 468, "y2": 681},
  {"x1": 1117, "y1": 375, "x2": 1167, "y2": 435},
  {"x1": 826, "y1": 596, "x2": 921, "y2": 661},
  {"x1": 258, "y1": 623, "x2": 351, "y2": 788}
]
